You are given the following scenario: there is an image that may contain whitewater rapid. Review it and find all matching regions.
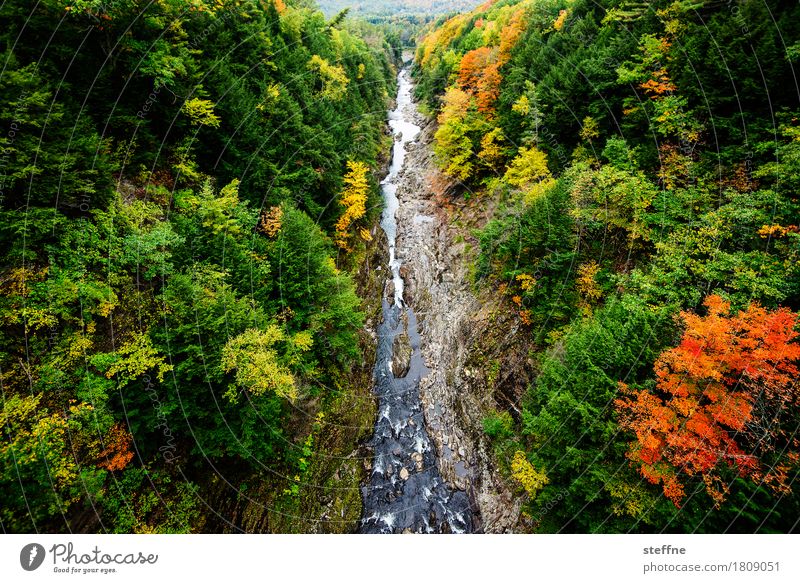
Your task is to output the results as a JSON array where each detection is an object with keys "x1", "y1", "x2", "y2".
[{"x1": 359, "y1": 67, "x2": 473, "y2": 534}]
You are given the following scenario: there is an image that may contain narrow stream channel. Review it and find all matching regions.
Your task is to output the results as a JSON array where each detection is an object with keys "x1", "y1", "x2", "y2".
[{"x1": 359, "y1": 66, "x2": 473, "y2": 534}]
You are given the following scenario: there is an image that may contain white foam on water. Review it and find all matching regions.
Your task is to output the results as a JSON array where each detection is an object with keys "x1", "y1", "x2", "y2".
[
  {"x1": 380, "y1": 69, "x2": 422, "y2": 307},
  {"x1": 381, "y1": 513, "x2": 396, "y2": 529}
]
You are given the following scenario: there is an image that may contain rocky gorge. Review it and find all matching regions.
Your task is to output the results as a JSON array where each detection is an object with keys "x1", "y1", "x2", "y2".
[{"x1": 360, "y1": 64, "x2": 525, "y2": 533}]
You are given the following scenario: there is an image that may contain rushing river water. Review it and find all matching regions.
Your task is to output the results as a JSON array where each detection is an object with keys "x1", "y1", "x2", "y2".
[{"x1": 359, "y1": 67, "x2": 473, "y2": 534}]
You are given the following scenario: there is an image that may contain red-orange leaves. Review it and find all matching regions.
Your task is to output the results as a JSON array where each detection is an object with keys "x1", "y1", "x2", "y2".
[
  {"x1": 457, "y1": 47, "x2": 490, "y2": 90},
  {"x1": 477, "y1": 63, "x2": 502, "y2": 113},
  {"x1": 96, "y1": 423, "x2": 135, "y2": 471},
  {"x1": 639, "y1": 68, "x2": 677, "y2": 98},
  {"x1": 457, "y1": 47, "x2": 502, "y2": 114},
  {"x1": 616, "y1": 295, "x2": 800, "y2": 506}
]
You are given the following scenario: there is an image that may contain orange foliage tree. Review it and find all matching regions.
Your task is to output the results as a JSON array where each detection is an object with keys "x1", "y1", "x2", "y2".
[
  {"x1": 457, "y1": 47, "x2": 502, "y2": 114},
  {"x1": 616, "y1": 295, "x2": 800, "y2": 506},
  {"x1": 498, "y1": 6, "x2": 528, "y2": 63},
  {"x1": 96, "y1": 423, "x2": 135, "y2": 471}
]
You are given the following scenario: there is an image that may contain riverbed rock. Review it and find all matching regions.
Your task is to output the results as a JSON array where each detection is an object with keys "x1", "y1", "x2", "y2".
[
  {"x1": 391, "y1": 113, "x2": 524, "y2": 532},
  {"x1": 384, "y1": 279, "x2": 395, "y2": 303},
  {"x1": 391, "y1": 312, "x2": 412, "y2": 378}
]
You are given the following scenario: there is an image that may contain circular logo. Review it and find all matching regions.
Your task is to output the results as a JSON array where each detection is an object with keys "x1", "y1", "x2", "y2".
[{"x1": 20, "y1": 543, "x2": 46, "y2": 571}]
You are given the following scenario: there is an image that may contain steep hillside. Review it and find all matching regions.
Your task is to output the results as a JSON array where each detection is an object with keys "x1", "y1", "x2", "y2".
[
  {"x1": 0, "y1": 0, "x2": 395, "y2": 533},
  {"x1": 415, "y1": 0, "x2": 800, "y2": 532}
]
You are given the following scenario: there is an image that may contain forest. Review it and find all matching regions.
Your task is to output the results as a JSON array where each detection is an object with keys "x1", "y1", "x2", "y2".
[
  {"x1": 414, "y1": 0, "x2": 800, "y2": 532},
  {"x1": 2, "y1": 0, "x2": 799, "y2": 536},
  {"x1": 0, "y1": 0, "x2": 396, "y2": 533}
]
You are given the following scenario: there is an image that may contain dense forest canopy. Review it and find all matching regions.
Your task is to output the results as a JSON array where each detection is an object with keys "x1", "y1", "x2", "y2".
[
  {"x1": 415, "y1": 0, "x2": 800, "y2": 532},
  {"x1": 0, "y1": 0, "x2": 396, "y2": 533}
]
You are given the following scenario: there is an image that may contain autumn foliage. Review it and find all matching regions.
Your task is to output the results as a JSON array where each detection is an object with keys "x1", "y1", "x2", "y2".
[
  {"x1": 335, "y1": 161, "x2": 372, "y2": 250},
  {"x1": 458, "y1": 47, "x2": 502, "y2": 114},
  {"x1": 616, "y1": 295, "x2": 800, "y2": 506},
  {"x1": 454, "y1": 5, "x2": 527, "y2": 115},
  {"x1": 96, "y1": 423, "x2": 135, "y2": 472},
  {"x1": 498, "y1": 6, "x2": 528, "y2": 62}
]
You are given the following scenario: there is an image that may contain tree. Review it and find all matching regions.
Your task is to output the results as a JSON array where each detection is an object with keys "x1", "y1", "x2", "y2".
[
  {"x1": 267, "y1": 204, "x2": 364, "y2": 365},
  {"x1": 181, "y1": 98, "x2": 222, "y2": 128},
  {"x1": 335, "y1": 161, "x2": 371, "y2": 250},
  {"x1": 616, "y1": 295, "x2": 800, "y2": 506},
  {"x1": 93, "y1": 331, "x2": 172, "y2": 388},
  {"x1": 434, "y1": 87, "x2": 482, "y2": 181},
  {"x1": 503, "y1": 146, "x2": 552, "y2": 193},
  {"x1": 308, "y1": 55, "x2": 350, "y2": 101},
  {"x1": 221, "y1": 326, "x2": 311, "y2": 403},
  {"x1": 510, "y1": 450, "x2": 548, "y2": 497},
  {"x1": 568, "y1": 162, "x2": 657, "y2": 249},
  {"x1": 458, "y1": 47, "x2": 501, "y2": 114},
  {"x1": 96, "y1": 423, "x2": 135, "y2": 472}
]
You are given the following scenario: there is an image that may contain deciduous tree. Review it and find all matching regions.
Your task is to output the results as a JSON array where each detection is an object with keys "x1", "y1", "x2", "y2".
[{"x1": 616, "y1": 295, "x2": 800, "y2": 506}]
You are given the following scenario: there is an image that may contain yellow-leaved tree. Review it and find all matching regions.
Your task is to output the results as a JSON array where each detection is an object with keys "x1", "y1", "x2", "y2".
[
  {"x1": 504, "y1": 146, "x2": 551, "y2": 187},
  {"x1": 434, "y1": 86, "x2": 478, "y2": 181},
  {"x1": 576, "y1": 260, "x2": 602, "y2": 314},
  {"x1": 308, "y1": 55, "x2": 349, "y2": 101},
  {"x1": 478, "y1": 127, "x2": 505, "y2": 169},
  {"x1": 181, "y1": 97, "x2": 221, "y2": 128},
  {"x1": 503, "y1": 146, "x2": 555, "y2": 203},
  {"x1": 99, "y1": 331, "x2": 172, "y2": 388},
  {"x1": 221, "y1": 326, "x2": 312, "y2": 403},
  {"x1": 510, "y1": 450, "x2": 548, "y2": 498},
  {"x1": 335, "y1": 160, "x2": 371, "y2": 250}
]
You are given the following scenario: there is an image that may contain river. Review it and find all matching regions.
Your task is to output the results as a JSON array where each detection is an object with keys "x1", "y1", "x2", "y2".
[{"x1": 359, "y1": 66, "x2": 474, "y2": 534}]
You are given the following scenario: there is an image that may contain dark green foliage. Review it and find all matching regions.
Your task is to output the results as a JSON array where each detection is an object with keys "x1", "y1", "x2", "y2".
[
  {"x1": 522, "y1": 298, "x2": 673, "y2": 532},
  {"x1": 478, "y1": 178, "x2": 578, "y2": 338},
  {"x1": 417, "y1": 0, "x2": 800, "y2": 533},
  {"x1": 0, "y1": 0, "x2": 394, "y2": 533}
]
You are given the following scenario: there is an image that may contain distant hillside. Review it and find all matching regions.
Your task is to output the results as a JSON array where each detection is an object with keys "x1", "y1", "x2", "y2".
[{"x1": 317, "y1": 0, "x2": 485, "y2": 17}]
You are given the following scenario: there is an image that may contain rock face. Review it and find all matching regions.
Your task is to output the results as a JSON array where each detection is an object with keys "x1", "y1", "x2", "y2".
[
  {"x1": 390, "y1": 114, "x2": 522, "y2": 532},
  {"x1": 391, "y1": 312, "x2": 412, "y2": 378}
]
